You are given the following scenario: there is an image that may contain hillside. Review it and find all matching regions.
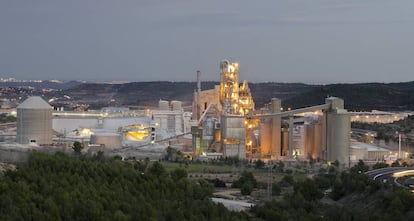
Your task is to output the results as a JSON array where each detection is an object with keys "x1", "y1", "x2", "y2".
[
  {"x1": 51, "y1": 81, "x2": 316, "y2": 109},
  {"x1": 46, "y1": 81, "x2": 414, "y2": 111},
  {"x1": 282, "y1": 82, "x2": 414, "y2": 111},
  {"x1": 0, "y1": 80, "x2": 81, "y2": 90}
]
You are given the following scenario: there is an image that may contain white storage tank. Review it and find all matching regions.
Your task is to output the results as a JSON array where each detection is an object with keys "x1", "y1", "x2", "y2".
[
  {"x1": 171, "y1": 100, "x2": 182, "y2": 111},
  {"x1": 90, "y1": 133, "x2": 121, "y2": 149},
  {"x1": 159, "y1": 100, "x2": 169, "y2": 111},
  {"x1": 16, "y1": 96, "x2": 53, "y2": 145},
  {"x1": 326, "y1": 110, "x2": 351, "y2": 166}
]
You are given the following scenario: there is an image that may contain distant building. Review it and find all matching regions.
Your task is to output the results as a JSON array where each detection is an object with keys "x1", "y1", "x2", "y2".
[{"x1": 350, "y1": 110, "x2": 411, "y2": 123}]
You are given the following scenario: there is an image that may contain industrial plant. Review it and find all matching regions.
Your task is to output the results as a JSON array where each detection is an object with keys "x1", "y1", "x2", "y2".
[
  {"x1": 2, "y1": 59, "x2": 408, "y2": 167},
  {"x1": 191, "y1": 60, "x2": 351, "y2": 166}
]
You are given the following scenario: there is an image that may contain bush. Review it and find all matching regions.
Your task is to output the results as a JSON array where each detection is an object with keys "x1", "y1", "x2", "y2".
[
  {"x1": 212, "y1": 178, "x2": 226, "y2": 188},
  {"x1": 241, "y1": 182, "x2": 254, "y2": 195},
  {"x1": 232, "y1": 171, "x2": 257, "y2": 188},
  {"x1": 171, "y1": 168, "x2": 187, "y2": 180},
  {"x1": 255, "y1": 160, "x2": 265, "y2": 169},
  {"x1": 372, "y1": 162, "x2": 389, "y2": 170},
  {"x1": 279, "y1": 175, "x2": 295, "y2": 187},
  {"x1": 272, "y1": 183, "x2": 281, "y2": 196}
]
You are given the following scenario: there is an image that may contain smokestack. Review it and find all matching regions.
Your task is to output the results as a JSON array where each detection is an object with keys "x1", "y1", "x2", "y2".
[{"x1": 196, "y1": 70, "x2": 201, "y2": 121}]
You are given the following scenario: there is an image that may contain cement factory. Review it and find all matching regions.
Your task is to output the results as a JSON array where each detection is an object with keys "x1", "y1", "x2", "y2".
[
  {"x1": 191, "y1": 60, "x2": 350, "y2": 166},
  {"x1": 1, "y1": 59, "x2": 407, "y2": 166}
]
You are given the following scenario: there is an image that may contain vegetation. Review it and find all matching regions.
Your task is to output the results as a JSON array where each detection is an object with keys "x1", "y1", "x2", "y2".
[
  {"x1": 0, "y1": 113, "x2": 15, "y2": 123},
  {"x1": 1, "y1": 152, "x2": 414, "y2": 220},
  {"x1": 0, "y1": 153, "x2": 248, "y2": 220},
  {"x1": 252, "y1": 160, "x2": 414, "y2": 221},
  {"x1": 372, "y1": 162, "x2": 389, "y2": 170},
  {"x1": 72, "y1": 141, "x2": 84, "y2": 155},
  {"x1": 254, "y1": 160, "x2": 265, "y2": 169},
  {"x1": 232, "y1": 171, "x2": 257, "y2": 195}
]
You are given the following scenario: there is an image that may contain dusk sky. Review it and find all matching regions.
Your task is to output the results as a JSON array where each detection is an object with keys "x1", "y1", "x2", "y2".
[{"x1": 1, "y1": 0, "x2": 414, "y2": 83}]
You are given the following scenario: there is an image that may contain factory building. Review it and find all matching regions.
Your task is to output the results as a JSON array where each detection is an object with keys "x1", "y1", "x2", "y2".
[
  {"x1": 350, "y1": 142, "x2": 392, "y2": 162},
  {"x1": 16, "y1": 96, "x2": 53, "y2": 145},
  {"x1": 192, "y1": 85, "x2": 221, "y2": 120},
  {"x1": 191, "y1": 60, "x2": 352, "y2": 165},
  {"x1": 152, "y1": 100, "x2": 184, "y2": 137},
  {"x1": 191, "y1": 60, "x2": 255, "y2": 159}
]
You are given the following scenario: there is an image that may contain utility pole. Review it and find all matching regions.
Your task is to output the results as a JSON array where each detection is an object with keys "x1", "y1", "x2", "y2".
[{"x1": 267, "y1": 161, "x2": 273, "y2": 201}]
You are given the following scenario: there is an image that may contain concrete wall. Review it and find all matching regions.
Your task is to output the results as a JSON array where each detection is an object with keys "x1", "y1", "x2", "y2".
[
  {"x1": 192, "y1": 86, "x2": 222, "y2": 120},
  {"x1": 221, "y1": 115, "x2": 245, "y2": 159},
  {"x1": 270, "y1": 98, "x2": 281, "y2": 157}
]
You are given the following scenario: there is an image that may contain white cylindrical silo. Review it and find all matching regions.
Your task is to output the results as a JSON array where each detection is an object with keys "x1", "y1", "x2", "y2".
[
  {"x1": 159, "y1": 100, "x2": 169, "y2": 110},
  {"x1": 171, "y1": 101, "x2": 182, "y2": 111},
  {"x1": 16, "y1": 96, "x2": 53, "y2": 145},
  {"x1": 326, "y1": 110, "x2": 350, "y2": 166}
]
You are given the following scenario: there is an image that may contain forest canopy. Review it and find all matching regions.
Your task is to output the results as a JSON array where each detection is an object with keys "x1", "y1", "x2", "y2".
[{"x1": 0, "y1": 153, "x2": 248, "y2": 221}]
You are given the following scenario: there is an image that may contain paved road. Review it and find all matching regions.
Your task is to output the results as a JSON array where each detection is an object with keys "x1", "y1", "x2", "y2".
[{"x1": 366, "y1": 167, "x2": 414, "y2": 187}]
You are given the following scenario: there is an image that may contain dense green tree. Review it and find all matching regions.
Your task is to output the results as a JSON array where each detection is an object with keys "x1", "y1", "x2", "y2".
[
  {"x1": 0, "y1": 113, "x2": 16, "y2": 123},
  {"x1": 0, "y1": 153, "x2": 248, "y2": 221},
  {"x1": 254, "y1": 160, "x2": 265, "y2": 169},
  {"x1": 372, "y1": 162, "x2": 389, "y2": 170},
  {"x1": 211, "y1": 178, "x2": 226, "y2": 188},
  {"x1": 279, "y1": 175, "x2": 295, "y2": 187},
  {"x1": 294, "y1": 178, "x2": 323, "y2": 201},
  {"x1": 350, "y1": 160, "x2": 369, "y2": 174},
  {"x1": 240, "y1": 181, "x2": 254, "y2": 195},
  {"x1": 170, "y1": 168, "x2": 187, "y2": 181},
  {"x1": 232, "y1": 171, "x2": 257, "y2": 188},
  {"x1": 72, "y1": 141, "x2": 83, "y2": 155},
  {"x1": 148, "y1": 161, "x2": 166, "y2": 177},
  {"x1": 272, "y1": 160, "x2": 284, "y2": 172},
  {"x1": 271, "y1": 183, "x2": 281, "y2": 196}
]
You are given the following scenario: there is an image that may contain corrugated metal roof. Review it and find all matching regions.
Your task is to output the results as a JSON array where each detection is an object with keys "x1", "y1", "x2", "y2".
[
  {"x1": 17, "y1": 96, "x2": 52, "y2": 109},
  {"x1": 351, "y1": 142, "x2": 390, "y2": 152}
]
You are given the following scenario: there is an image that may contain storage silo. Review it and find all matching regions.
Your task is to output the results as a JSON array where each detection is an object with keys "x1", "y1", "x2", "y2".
[
  {"x1": 159, "y1": 100, "x2": 169, "y2": 110},
  {"x1": 326, "y1": 110, "x2": 350, "y2": 166},
  {"x1": 16, "y1": 96, "x2": 53, "y2": 145},
  {"x1": 171, "y1": 101, "x2": 182, "y2": 111}
]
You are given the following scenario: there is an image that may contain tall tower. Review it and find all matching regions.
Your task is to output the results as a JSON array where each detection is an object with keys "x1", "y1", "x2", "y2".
[
  {"x1": 239, "y1": 80, "x2": 254, "y2": 115},
  {"x1": 196, "y1": 70, "x2": 201, "y2": 121},
  {"x1": 219, "y1": 60, "x2": 239, "y2": 115}
]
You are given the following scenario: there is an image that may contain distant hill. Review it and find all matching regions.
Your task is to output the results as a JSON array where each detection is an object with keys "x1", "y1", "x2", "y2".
[
  {"x1": 0, "y1": 80, "x2": 82, "y2": 90},
  {"x1": 48, "y1": 81, "x2": 414, "y2": 111},
  {"x1": 282, "y1": 82, "x2": 414, "y2": 111},
  {"x1": 248, "y1": 82, "x2": 319, "y2": 108},
  {"x1": 54, "y1": 81, "x2": 316, "y2": 109}
]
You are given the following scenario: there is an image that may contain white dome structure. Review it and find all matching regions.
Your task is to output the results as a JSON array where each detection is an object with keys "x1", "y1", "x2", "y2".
[{"x1": 16, "y1": 96, "x2": 53, "y2": 145}]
